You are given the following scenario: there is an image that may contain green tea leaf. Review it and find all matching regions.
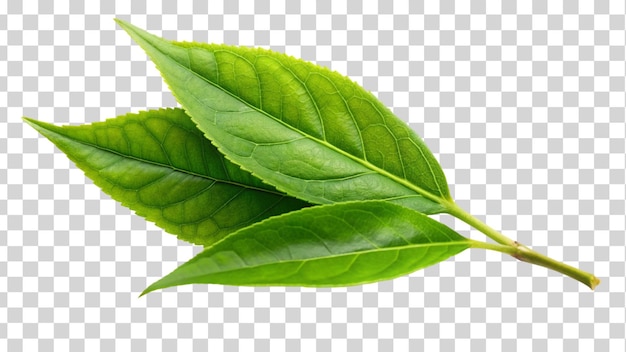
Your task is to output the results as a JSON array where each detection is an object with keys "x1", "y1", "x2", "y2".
[
  {"x1": 24, "y1": 108, "x2": 309, "y2": 246},
  {"x1": 142, "y1": 201, "x2": 469, "y2": 295},
  {"x1": 115, "y1": 19, "x2": 452, "y2": 214}
]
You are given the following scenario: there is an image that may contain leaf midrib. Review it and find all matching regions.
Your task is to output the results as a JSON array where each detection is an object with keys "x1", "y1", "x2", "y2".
[
  {"x1": 190, "y1": 240, "x2": 469, "y2": 278},
  {"x1": 42, "y1": 125, "x2": 291, "y2": 197},
  {"x1": 149, "y1": 37, "x2": 450, "y2": 208}
]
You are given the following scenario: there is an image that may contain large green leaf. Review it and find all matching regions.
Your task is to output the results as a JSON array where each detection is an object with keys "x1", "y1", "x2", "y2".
[
  {"x1": 24, "y1": 108, "x2": 309, "y2": 246},
  {"x1": 141, "y1": 201, "x2": 469, "y2": 295},
  {"x1": 115, "y1": 19, "x2": 452, "y2": 214}
]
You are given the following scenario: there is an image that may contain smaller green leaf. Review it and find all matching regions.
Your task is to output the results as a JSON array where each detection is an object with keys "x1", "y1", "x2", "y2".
[
  {"x1": 142, "y1": 201, "x2": 470, "y2": 295},
  {"x1": 23, "y1": 108, "x2": 309, "y2": 246}
]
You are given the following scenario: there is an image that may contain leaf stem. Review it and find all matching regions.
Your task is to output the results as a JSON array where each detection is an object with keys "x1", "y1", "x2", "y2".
[
  {"x1": 470, "y1": 239, "x2": 600, "y2": 290},
  {"x1": 444, "y1": 201, "x2": 516, "y2": 246},
  {"x1": 446, "y1": 202, "x2": 600, "y2": 290}
]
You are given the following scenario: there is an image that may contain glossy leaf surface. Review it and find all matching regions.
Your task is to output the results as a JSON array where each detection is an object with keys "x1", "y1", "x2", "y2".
[
  {"x1": 116, "y1": 19, "x2": 452, "y2": 214},
  {"x1": 142, "y1": 201, "x2": 470, "y2": 295},
  {"x1": 24, "y1": 108, "x2": 309, "y2": 246}
]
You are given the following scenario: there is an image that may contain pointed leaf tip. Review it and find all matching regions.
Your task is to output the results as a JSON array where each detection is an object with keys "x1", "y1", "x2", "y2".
[
  {"x1": 114, "y1": 18, "x2": 161, "y2": 43},
  {"x1": 22, "y1": 116, "x2": 41, "y2": 128},
  {"x1": 22, "y1": 117, "x2": 59, "y2": 138},
  {"x1": 141, "y1": 282, "x2": 161, "y2": 297},
  {"x1": 113, "y1": 18, "x2": 131, "y2": 29}
]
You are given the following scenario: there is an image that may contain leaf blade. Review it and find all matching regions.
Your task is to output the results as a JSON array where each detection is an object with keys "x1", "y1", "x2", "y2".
[
  {"x1": 115, "y1": 19, "x2": 452, "y2": 214},
  {"x1": 24, "y1": 108, "x2": 309, "y2": 246},
  {"x1": 141, "y1": 201, "x2": 470, "y2": 295}
]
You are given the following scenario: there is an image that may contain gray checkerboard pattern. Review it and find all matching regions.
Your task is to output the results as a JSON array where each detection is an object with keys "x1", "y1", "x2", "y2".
[{"x1": 2, "y1": 1, "x2": 625, "y2": 351}]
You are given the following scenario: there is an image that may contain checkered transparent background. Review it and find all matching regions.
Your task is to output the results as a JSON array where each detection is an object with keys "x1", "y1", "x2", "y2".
[{"x1": 2, "y1": 1, "x2": 625, "y2": 351}]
